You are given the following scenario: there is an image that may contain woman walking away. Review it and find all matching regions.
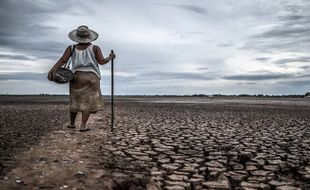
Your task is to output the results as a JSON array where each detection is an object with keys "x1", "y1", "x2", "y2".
[{"x1": 48, "y1": 25, "x2": 115, "y2": 132}]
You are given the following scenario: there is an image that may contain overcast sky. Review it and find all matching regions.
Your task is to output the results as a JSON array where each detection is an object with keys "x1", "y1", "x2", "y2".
[{"x1": 0, "y1": 0, "x2": 309, "y2": 95}]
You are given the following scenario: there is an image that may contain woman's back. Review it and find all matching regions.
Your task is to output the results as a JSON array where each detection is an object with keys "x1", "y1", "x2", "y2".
[{"x1": 71, "y1": 43, "x2": 101, "y2": 79}]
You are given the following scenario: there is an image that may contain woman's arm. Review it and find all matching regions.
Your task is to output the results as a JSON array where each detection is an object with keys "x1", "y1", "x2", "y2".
[
  {"x1": 94, "y1": 46, "x2": 115, "y2": 65},
  {"x1": 48, "y1": 46, "x2": 72, "y2": 81}
]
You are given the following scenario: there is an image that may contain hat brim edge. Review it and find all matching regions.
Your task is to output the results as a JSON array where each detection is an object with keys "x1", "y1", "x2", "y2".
[{"x1": 68, "y1": 29, "x2": 98, "y2": 43}]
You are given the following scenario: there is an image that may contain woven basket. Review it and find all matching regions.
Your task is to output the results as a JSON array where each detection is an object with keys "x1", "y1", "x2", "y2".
[{"x1": 52, "y1": 68, "x2": 74, "y2": 83}]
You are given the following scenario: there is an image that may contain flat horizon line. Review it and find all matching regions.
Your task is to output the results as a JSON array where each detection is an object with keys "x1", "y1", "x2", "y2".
[{"x1": 0, "y1": 94, "x2": 308, "y2": 97}]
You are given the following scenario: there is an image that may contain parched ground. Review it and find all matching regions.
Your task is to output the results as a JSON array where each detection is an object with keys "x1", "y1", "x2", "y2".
[{"x1": 0, "y1": 97, "x2": 310, "y2": 190}]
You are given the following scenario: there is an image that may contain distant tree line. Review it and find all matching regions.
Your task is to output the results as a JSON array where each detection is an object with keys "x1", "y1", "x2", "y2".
[
  {"x1": 1, "y1": 92, "x2": 310, "y2": 97},
  {"x1": 115, "y1": 93, "x2": 310, "y2": 98}
]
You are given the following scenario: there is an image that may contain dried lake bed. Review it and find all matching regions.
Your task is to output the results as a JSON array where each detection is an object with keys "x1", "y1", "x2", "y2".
[{"x1": 0, "y1": 96, "x2": 309, "y2": 189}]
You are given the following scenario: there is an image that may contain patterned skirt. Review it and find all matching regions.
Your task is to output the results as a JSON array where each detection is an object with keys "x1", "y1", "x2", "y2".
[{"x1": 69, "y1": 71, "x2": 104, "y2": 112}]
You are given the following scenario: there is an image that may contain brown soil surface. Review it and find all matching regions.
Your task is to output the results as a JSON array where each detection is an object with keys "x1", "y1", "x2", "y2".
[{"x1": 0, "y1": 97, "x2": 309, "y2": 190}]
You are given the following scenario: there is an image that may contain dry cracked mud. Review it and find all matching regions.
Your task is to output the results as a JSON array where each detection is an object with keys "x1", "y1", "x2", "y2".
[{"x1": 0, "y1": 97, "x2": 309, "y2": 190}]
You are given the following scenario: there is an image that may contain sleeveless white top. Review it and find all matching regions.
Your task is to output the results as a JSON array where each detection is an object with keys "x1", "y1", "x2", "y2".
[{"x1": 70, "y1": 44, "x2": 101, "y2": 79}]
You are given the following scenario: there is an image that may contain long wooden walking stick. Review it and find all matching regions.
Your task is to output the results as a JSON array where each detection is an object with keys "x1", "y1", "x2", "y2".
[{"x1": 111, "y1": 50, "x2": 114, "y2": 131}]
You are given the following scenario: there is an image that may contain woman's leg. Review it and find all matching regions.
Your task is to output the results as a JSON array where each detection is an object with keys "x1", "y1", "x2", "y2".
[
  {"x1": 81, "y1": 111, "x2": 91, "y2": 129},
  {"x1": 70, "y1": 112, "x2": 78, "y2": 125}
]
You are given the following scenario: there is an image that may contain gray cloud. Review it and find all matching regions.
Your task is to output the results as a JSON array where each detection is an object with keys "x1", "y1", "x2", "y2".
[
  {"x1": 177, "y1": 5, "x2": 208, "y2": 15},
  {"x1": 197, "y1": 66, "x2": 209, "y2": 71},
  {"x1": 0, "y1": 72, "x2": 47, "y2": 81},
  {"x1": 279, "y1": 15, "x2": 310, "y2": 23},
  {"x1": 237, "y1": 82, "x2": 257, "y2": 85},
  {"x1": 223, "y1": 73, "x2": 293, "y2": 81},
  {"x1": 281, "y1": 80, "x2": 309, "y2": 86},
  {"x1": 218, "y1": 42, "x2": 234, "y2": 47},
  {"x1": 300, "y1": 66, "x2": 310, "y2": 69},
  {"x1": 252, "y1": 27, "x2": 310, "y2": 39},
  {"x1": 0, "y1": 54, "x2": 35, "y2": 61},
  {"x1": 138, "y1": 71, "x2": 214, "y2": 81},
  {"x1": 255, "y1": 57, "x2": 270, "y2": 62},
  {"x1": 223, "y1": 72, "x2": 310, "y2": 81},
  {"x1": 0, "y1": 0, "x2": 80, "y2": 59},
  {"x1": 154, "y1": 3, "x2": 208, "y2": 15},
  {"x1": 244, "y1": 1, "x2": 310, "y2": 53},
  {"x1": 279, "y1": 15, "x2": 304, "y2": 21},
  {"x1": 273, "y1": 57, "x2": 310, "y2": 64},
  {"x1": 280, "y1": 14, "x2": 310, "y2": 27}
]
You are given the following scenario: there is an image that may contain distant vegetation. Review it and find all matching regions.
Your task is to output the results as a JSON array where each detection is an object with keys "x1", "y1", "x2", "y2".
[
  {"x1": 209, "y1": 94, "x2": 306, "y2": 98},
  {"x1": 116, "y1": 94, "x2": 308, "y2": 98},
  {"x1": 1, "y1": 93, "x2": 309, "y2": 98}
]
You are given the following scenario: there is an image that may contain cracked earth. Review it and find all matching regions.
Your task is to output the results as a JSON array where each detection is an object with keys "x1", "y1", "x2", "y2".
[{"x1": 0, "y1": 97, "x2": 309, "y2": 189}]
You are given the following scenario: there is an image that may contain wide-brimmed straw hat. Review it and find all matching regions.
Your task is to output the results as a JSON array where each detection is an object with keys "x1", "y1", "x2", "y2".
[{"x1": 68, "y1": 25, "x2": 98, "y2": 43}]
